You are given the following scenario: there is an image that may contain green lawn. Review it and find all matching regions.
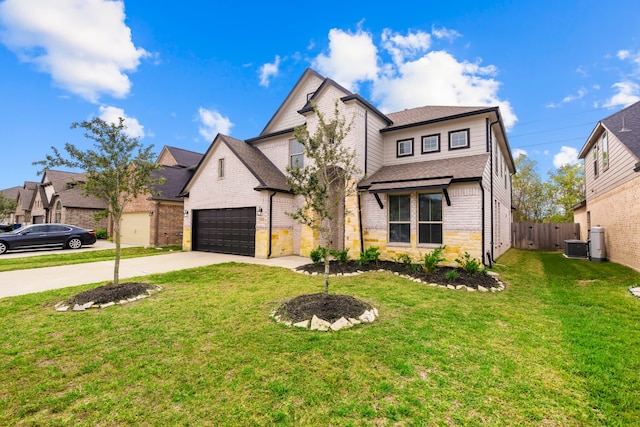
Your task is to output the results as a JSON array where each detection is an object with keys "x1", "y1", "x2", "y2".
[
  {"x1": 1, "y1": 249, "x2": 639, "y2": 426},
  {"x1": 0, "y1": 246, "x2": 182, "y2": 272}
]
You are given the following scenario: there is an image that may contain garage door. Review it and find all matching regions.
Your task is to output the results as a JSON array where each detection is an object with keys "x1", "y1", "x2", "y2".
[
  {"x1": 193, "y1": 207, "x2": 256, "y2": 256},
  {"x1": 121, "y1": 212, "x2": 151, "y2": 246}
]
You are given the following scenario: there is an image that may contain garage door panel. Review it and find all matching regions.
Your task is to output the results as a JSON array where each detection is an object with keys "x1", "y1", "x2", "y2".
[{"x1": 193, "y1": 207, "x2": 256, "y2": 256}]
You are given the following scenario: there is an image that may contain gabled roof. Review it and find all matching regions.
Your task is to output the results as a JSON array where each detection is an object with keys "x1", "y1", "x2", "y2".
[
  {"x1": 1, "y1": 186, "x2": 20, "y2": 201},
  {"x1": 383, "y1": 105, "x2": 499, "y2": 131},
  {"x1": 359, "y1": 153, "x2": 490, "y2": 192},
  {"x1": 218, "y1": 135, "x2": 290, "y2": 192},
  {"x1": 55, "y1": 187, "x2": 108, "y2": 209},
  {"x1": 579, "y1": 100, "x2": 640, "y2": 160},
  {"x1": 42, "y1": 169, "x2": 107, "y2": 210},
  {"x1": 17, "y1": 182, "x2": 38, "y2": 210},
  {"x1": 151, "y1": 166, "x2": 194, "y2": 201},
  {"x1": 159, "y1": 146, "x2": 204, "y2": 168}
]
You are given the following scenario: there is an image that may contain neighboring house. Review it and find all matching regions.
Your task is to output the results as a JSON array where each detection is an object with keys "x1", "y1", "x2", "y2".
[
  {"x1": 181, "y1": 68, "x2": 515, "y2": 265},
  {"x1": 31, "y1": 170, "x2": 108, "y2": 230},
  {"x1": 0, "y1": 186, "x2": 20, "y2": 224},
  {"x1": 14, "y1": 181, "x2": 38, "y2": 225},
  {"x1": 120, "y1": 146, "x2": 203, "y2": 247},
  {"x1": 575, "y1": 100, "x2": 640, "y2": 271}
]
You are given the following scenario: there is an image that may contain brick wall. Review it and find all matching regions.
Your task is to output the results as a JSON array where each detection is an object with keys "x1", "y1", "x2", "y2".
[
  {"x1": 64, "y1": 208, "x2": 108, "y2": 230},
  {"x1": 151, "y1": 202, "x2": 184, "y2": 246},
  {"x1": 585, "y1": 174, "x2": 640, "y2": 271}
]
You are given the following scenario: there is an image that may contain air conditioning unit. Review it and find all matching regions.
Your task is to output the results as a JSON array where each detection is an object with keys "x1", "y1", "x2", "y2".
[{"x1": 564, "y1": 240, "x2": 589, "y2": 258}]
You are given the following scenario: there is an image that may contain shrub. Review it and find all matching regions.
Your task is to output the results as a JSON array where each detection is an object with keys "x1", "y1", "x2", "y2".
[
  {"x1": 95, "y1": 229, "x2": 108, "y2": 239},
  {"x1": 310, "y1": 246, "x2": 328, "y2": 266},
  {"x1": 422, "y1": 245, "x2": 447, "y2": 273},
  {"x1": 330, "y1": 248, "x2": 349, "y2": 264},
  {"x1": 455, "y1": 252, "x2": 486, "y2": 276},
  {"x1": 446, "y1": 270, "x2": 458, "y2": 282},
  {"x1": 395, "y1": 253, "x2": 413, "y2": 269},
  {"x1": 357, "y1": 246, "x2": 380, "y2": 265}
]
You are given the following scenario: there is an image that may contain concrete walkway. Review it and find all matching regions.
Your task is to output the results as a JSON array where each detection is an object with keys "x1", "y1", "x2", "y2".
[{"x1": 0, "y1": 250, "x2": 309, "y2": 299}]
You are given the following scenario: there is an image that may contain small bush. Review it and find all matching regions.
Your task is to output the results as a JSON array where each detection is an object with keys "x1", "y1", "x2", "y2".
[
  {"x1": 455, "y1": 252, "x2": 486, "y2": 276},
  {"x1": 310, "y1": 246, "x2": 328, "y2": 266},
  {"x1": 330, "y1": 248, "x2": 349, "y2": 264},
  {"x1": 395, "y1": 253, "x2": 413, "y2": 269},
  {"x1": 422, "y1": 245, "x2": 447, "y2": 273},
  {"x1": 358, "y1": 246, "x2": 380, "y2": 265},
  {"x1": 95, "y1": 229, "x2": 108, "y2": 239},
  {"x1": 446, "y1": 270, "x2": 458, "y2": 282}
]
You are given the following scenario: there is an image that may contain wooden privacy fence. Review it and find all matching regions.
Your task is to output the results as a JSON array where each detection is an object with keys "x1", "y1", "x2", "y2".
[{"x1": 511, "y1": 222, "x2": 581, "y2": 250}]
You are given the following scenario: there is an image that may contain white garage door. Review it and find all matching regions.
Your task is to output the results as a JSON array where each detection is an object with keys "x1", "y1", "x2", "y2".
[{"x1": 121, "y1": 212, "x2": 151, "y2": 246}]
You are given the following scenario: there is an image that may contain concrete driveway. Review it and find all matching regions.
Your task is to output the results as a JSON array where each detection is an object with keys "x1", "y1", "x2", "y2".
[{"x1": 0, "y1": 246, "x2": 308, "y2": 299}]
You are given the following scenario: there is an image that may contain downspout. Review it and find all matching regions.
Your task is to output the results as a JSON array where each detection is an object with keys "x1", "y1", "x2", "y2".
[
  {"x1": 359, "y1": 110, "x2": 368, "y2": 254},
  {"x1": 153, "y1": 201, "x2": 160, "y2": 247},
  {"x1": 489, "y1": 118, "x2": 500, "y2": 263},
  {"x1": 358, "y1": 191, "x2": 364, "y2": 254},
  {"x1": 479, "y1": 179, "x2": 488, "y2": 267},
  {"x1": 267, "y1": 191, "x2": 276, "y2": 258}
]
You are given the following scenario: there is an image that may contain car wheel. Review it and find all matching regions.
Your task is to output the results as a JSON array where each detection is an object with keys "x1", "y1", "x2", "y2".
[
  {"x1": 67, "y1": 237, "x2": 83, "y2": 250},
  {"x1": 0, "y1": 242, "x2": 7, "y2": 255}
]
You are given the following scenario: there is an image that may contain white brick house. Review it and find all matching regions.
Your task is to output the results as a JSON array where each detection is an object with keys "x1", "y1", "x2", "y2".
[
  {"x1": 574, "y1": 100, "x2": 640, "y2": 271},
  {"x1": 181, "y1": 68, "x2": 515, "y2": 265}
]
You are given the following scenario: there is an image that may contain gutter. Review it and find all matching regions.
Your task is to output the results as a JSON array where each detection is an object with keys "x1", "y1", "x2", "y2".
[
  {"x1": 267, "y1": 191, "x2": 276, "y2": 258},
  {"x1": 479, "y1": 179, "x2": 487, "y2": 266},
  {"x1": 489, "y1": 118, "x2": 500, "y2": 263}
]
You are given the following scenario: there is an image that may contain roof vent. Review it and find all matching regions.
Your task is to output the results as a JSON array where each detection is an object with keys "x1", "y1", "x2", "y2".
[{"x1": 620, "y1": 116, "x2": 631, "y2": 132}]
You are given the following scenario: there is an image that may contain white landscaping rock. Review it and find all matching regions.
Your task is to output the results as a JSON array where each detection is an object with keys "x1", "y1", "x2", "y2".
[
  {"x1": 310, "y1": 315, "x2": 331, "y2": 331},
  {"x1": 56, "y1": 305, "x2": 70, "y2": 312},
  {"x1": 293, "y1": 320, "x2": 310, "y2": 329},
  {"x1": 72, "y1": 304, "x2": 85, "y2": 312},
  {"x1": 348, "y1": 318, "x2": 361, "y2": 325},
  {"x1": 358, "y1": 310, "x2": 376, "y2": 323},
  {"x1": 478, "y1": 286, "x2": 488, "y2": 292},
  {"x1": 330, "y1": 317, "x2": 352, "y2": 331}
]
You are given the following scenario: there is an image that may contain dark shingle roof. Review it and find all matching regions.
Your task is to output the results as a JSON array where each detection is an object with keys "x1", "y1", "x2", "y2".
[
  {"x1": 164, "y1": 146, "x2": 204, "y2": 168},
  {"x1": 601, "y1": 100, "x2": 640, "y2": 159},
  {"x1": 151, "y1": 166, "x2": 194, "y2": 201},
  {"x1": 43, "y1": 170, "x2": 107, "y2": 209},
  {"x1": 219, "y1": 135, "x2": 291, "y2": 192},
  {"x1": 359, "y1": 154, "x2": 490, "y2": 190},
  {"x1": 56, "y1": 187, "x2": 108, "y2": 209},
  {"x1": 384, "y1": 105, "x2": 496, "y2": 130},
  {"x1": 1, "y1": 186, "x2": 20, "y2": 201}
]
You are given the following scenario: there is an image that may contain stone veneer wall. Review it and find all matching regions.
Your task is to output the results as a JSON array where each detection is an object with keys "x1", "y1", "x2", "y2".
[
  {"x1": 585, "y1": 174, "x2": 640, "y2": 271},
  {"x1": 256, "y1": 228, "x2": 294, "y2": 258}
]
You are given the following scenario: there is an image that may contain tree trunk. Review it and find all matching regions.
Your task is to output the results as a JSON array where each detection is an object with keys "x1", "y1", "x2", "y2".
[
  {"x1": 323, "y1": 255, "x2": 330, "y2": 293},
  {"x1": 113, "y1": 214, "x2": 121, "y2": 287}
]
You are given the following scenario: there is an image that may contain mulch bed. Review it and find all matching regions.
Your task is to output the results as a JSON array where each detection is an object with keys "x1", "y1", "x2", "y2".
[
  {"x1": 67, "y1": 282, "x2": 157, "y2": 306},
  {"x1": 296, "y1": 260, "x2": 499, "y2": 289},
  {"x1": 274, "y1": 293, "x2": 373, "y2": 324}
]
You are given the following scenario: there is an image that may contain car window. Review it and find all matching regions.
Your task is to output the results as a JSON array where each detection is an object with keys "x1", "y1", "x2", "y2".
[
  {"x1": 49, "y1": 225, "x2": 69, "y2": 232},
  {"x1": 29, "y1": 225, "x2": 48, "y2": 233}
]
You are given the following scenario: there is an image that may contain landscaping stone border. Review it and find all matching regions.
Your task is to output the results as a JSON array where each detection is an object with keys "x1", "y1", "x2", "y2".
[
  {"x1": 271, "y1": 306, "x2": 379, "y2": 332},
  {"x1": 54, "y1": 286, "x2": 162, "y2": 312},
  {"x1": 629, "y1": 286, "x2": 640, "y2": 299}
]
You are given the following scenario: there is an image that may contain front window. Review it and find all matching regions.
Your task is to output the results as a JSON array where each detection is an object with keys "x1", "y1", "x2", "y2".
[
  {"x1": 396, "y1": 139, "x2": 414, "y2": 157},
  {"x1": 389, "y1": 194, "x2": 411, "y2": 243},
  {"x1": 421, "y1": 134, "x2": 440, "y2": 153},
  {"x1": 418, "y1": 193, "x2": 443, "y2": 244},
  {"x1": 602, "y1": 132, "x2": 609, "y2": 170},
  {"x1": 290, "y1": 139, "x2": 304, "y2": 168},
  {"x1": 449, "y1": 129, "x2": 470, "y2": 150},
  {"x1": 218, "y1": 158, "x2": 225, "y2": 178}
]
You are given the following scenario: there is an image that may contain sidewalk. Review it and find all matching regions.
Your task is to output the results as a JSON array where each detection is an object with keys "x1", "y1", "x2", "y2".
[{"x1": 0, "y1": 251, "x2": 309, "y2": 299}]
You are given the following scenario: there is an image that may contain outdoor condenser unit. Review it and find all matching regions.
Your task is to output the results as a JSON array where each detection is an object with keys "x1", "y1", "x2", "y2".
[
  {"x1": 589, "y1": 226, "x2": 607, "y2": 262},
  {"x1": 564, "y1": 240, "x2": 589, "y2": 258}
]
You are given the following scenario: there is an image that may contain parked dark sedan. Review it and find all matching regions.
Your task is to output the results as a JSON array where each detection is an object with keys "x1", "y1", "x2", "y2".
[
  {"x1": 0, "y1": 224, "x2": 13, "y2": 233},
  {"x1": 0, "y1": 224, "x2": 97, "y2": 255}
]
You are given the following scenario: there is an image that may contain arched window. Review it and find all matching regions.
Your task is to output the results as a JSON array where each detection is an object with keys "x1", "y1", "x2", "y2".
[{"x1": 55, "y1": 201, "x2": 62, "y2": 223}]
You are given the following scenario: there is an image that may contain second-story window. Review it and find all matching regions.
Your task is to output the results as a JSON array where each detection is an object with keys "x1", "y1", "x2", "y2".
[
  {"x1": 449, "y1": 129, "x2": 470, "y2": 150},
  {"x1": 602, "y1": 132, "x2": 609, "y2": 170},
  {"x1": 397, "y1": 138, "x2": 414, "y2": 157},
  {"x1": 593, "y1": 144, "x2": 599, "y2": 178},
  {"x1": 290, "y1": 139, "x2": 304, "y2": 169},
  {"x1": 218, "y1": 158, "x2": 225, "y2": 178},
  {"x1": 421, "y1": 134, "x2": 440, "y2": 154}
]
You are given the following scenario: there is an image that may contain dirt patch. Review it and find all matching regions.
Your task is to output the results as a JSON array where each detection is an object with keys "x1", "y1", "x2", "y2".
[
  {"x1": 67, "y1": 282, "x2": 158, "y2": 306},
  {"x1": 274, "y1": 293, "x2": 373, "y2": 323}
]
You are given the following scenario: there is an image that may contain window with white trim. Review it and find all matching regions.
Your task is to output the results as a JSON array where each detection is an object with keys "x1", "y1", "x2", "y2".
[
  {"x1": 389, "y1": 194, "x2": 411, "y2": 243},
  {"x1": 418, "y1": 193, "x2": 443, "y2": 244},
  {"x1": 290, "y1": 139, "x2": 304, "y2": 169},
  {"x1": 396, "y1": 138, "x2": 414, "y2": 157},
  {"x1": 593, "y1": 143, "x2": 599, "y2": 178},
  {"x1": 602, "y1": 132, "x2": 609, "y2": 170},
  {"x1": 449, "y1": 129, "x2": 470, "y2": 150},
  {"x1": 421, "y1": 134, "x2": 440, "y2": 153}
]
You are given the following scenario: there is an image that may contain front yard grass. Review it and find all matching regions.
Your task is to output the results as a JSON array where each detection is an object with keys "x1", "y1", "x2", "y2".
[
  {"x1": 1, "y1": 249, "x2": 639, "y2": 425},
  {"x1": 0, "y1": 246, "x2": 182, "y2": 272}
]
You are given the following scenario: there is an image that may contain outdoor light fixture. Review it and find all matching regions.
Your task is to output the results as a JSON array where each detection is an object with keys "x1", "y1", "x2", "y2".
[
  {"x1": 184, "y1": 209, "x2": 189, "y2": 216},
  {"x1": 257, "y1": 207, "x2": 263, "y2": 216},
  {"x1": 149, "y1": 210, "x2": 154, "y2": 216}
]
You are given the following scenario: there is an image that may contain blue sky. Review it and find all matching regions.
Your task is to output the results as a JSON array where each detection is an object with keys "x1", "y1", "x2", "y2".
[{"x1": 1, "y1": 0, "x2": 639, "y2": 191}]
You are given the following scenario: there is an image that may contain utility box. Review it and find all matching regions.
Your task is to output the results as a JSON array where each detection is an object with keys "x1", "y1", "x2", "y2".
[
  {"x1": 589, "y1": 226, "x2": 606, "y2": 262},
  {"x1": 564, "y1": 240, "x2": 588, "y2": 258}
]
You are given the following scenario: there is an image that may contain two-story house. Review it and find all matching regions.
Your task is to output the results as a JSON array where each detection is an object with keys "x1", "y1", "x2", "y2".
[
  {"x1": 575, "y1": 100, "x2": 640, "y2": 271},
  {"x1": 181, "y1": 68, "x2": 515, "y2": 265}
]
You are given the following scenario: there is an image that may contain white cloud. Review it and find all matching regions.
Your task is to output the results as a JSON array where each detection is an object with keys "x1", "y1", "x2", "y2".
[
  {"x1": 431, "y1": 26, "x2": 461, "y2": 41},
  {"x1": 546, "y1": 88, "x2": 587, "y2": 108},
  {"x1": 617, "y1": 50, "x2": 630, "y2": 60},
  {"x1": 98, "y1": 106, "x2": 145, "y2": 139},
  {"x1": 259, "y1": 55, "x2": 281, "y2": 87},
  {"x1": 197, "y1": 108, "x2": 233, "y2": 141},
  {"x1": 512, "y1": 148, "x2": 528, "y2": 159},
  {"x1": 0, "y1": 0, "x2": 148, "y2": 102},
  {"x1": 603, "y1": 81, "x2": 640, "y2": 108},
  {"x1": 553, "y1": 146, "x2": 579, "y2": 168},
  {"x1": 311, "y1": 26, "x2": 517, "y2": 128},
  {"x1": 312, "y1": 28, "x2": 378, "y2": 92}
]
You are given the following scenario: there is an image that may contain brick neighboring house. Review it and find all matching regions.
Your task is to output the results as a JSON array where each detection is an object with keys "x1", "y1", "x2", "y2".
[
  {"x1": 0, "y1": 186, "x2": 20, "y2": 224},
  {"x1": 120, "y1": 146, "x2": 203, "y2": 247},
  {"x1": 181, "y1": 68, "x2": 515, "y2": 265},
  {"x1": 13, "y1": 181, "x2": 38, "y2": 225},
  {"x1": 31, "y1": 170, "x2": 108, "y2": 230},
  {"x1": 574, "y1": 100, "x2": 640, "y2": 271}
]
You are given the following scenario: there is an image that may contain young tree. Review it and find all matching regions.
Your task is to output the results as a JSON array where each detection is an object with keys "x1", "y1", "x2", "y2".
[
  {"x1": 512, "y1": 154, "x2": 554, "y2": 222},
  {"x1": 34, "y1": 117, "x2": 161, "y2": 287},
  {"x1": 0, "y1": 192, "x2": 17, "y2": 221},
  {"x1": 547, "y1": 163, "x2": 585, "y2": 222},
  {"x1": 286, "y1": 102, "x2": 360, "y2": 293}
]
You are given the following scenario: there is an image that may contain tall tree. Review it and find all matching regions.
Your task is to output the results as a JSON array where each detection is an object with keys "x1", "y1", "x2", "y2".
[
  {"x1": 512, "y1": 154, "x2": 554, "y2": 222},
  {"x1": 34, "y1": 117, "x2": 161, "y2": 287},
  {"x1": 547, "y1": 163, "x2": 585, "y2": 222},
  {"x1": 0, "y1": 192, "x2": 17, "y2": 221},
  {"x1": 286, "y1": 102, "x2": 360, "y2": 293}
]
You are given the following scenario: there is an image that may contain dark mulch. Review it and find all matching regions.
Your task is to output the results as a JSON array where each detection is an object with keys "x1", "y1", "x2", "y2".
[
  {"x1": 274, "y1": 293, "x2": 373, "y2": 323},
  {"x1": 296, "y1": 260, "x2": 499, "y2": 289},
  {"x1": 67, "y1": 282, "x2": 157, "y2": 306}
]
